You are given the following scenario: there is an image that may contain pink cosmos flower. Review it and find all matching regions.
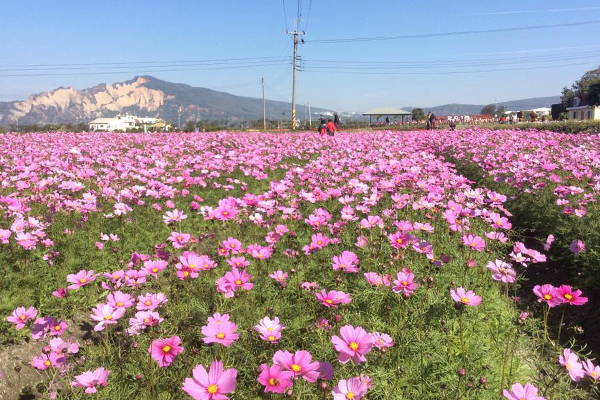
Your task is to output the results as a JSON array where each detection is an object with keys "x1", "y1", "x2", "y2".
[
  {"x1": 31, "y1": 352, "x2": 65, "y2": 370},
  {"x1": 556, "y1": 285, "x2": 588, "y2": 306},
  {"x1": 201, "y1": 313, "x2": 239, "y2": 347},
  {"x1": 332, "y1": 377, "x2": 368, "y2": 400},
  {"x1": 317, "y1": 361, "x2": 335, "y2": 380},
  {"x1": 169, "y1": 232, "x2": 191, "y2": 248},
  {"x1": 503, "y1": 383, "x2": 545, "y2": 400},
  {"x1": 255, "y1": 317, "x2": 285, "y2": 343},
  {"x1": 227, "y1": 257, "x2": 249, "y2": 268},
  {"x1": 486, "y1": 260, "x2": 516, "y2": 283},
  {"x1": 462, "y1": 235, "x2": 485, "y2": 252},
  {"x1": 332, "y1": 251, "x2": 360, "y2": 273},
  {"x1": 90, "y1": 304, "x2": 125, "y2": 332},
  {"x1": 272, "y1": 350, "x2": 320, "y2": 382},
  {"x1": 49, "y1": 320, "x2": 69, "y2": 336},
  {"x1": 225, "y1": 268, "x2": 254, "y2": 291},
  {"x1": 583, "y1": 359, "x2": 600, "y2": 380},
  {"x1": 221, "y1": 237, "x2": 242, "y2": 254},
  {"x1": 106, "y1": 291, "x2": 134, "y2": 310},
  {"x1": 371, "y1": 332, "x2": 394, "y2": 351},
  {"x1": 388, "y1": 231, "x2": 415, "y2": 249},
  {"x1": 570, "y1": 240, "x2": 585, "y2": 254},
  {"x1": 136, "y1": 292, "x2": 168, "y2": 311},
  {"x1": 6, "y1": 306, "x2": 38, "y2": 329},
  {"x1": 52, "y1": 288, "x2": 69, "y2": 298},
  {"x1": 182, "y1": 360, "x2": 237, "y2": 400},
  {"x1": 257, "y1": 363, "x2": 293, "y2": 393},
  {"x1": 0, "y1": 229, "x2": 11, "y2": 244},
  {"x1": 163, "y1": 209, "x2": 187, "y2": 224},
  {"x1": 71, "y1": 367, "x2": 110, "y2": 394},
  {"x1": 310, "y1": 233, "x2": 330, "y2": 249},
  {"x1": 559, "y1": 348, "x2": 585, "y2": 382},
  {"x1": 66, "y1": 269, "x2": 99, "y2": 289},
  {"x1": 127, "y1": 311, "x2": 163, "y2": 335},
  {"x1": 392, "y1": 269, "x2": 418, "y2": 297},
  {"x1": 149, "y1": 335, "x2": 184, "y2": 367},
  {"x1": 142, "y1": 260, "x2": 168, "y2": 278},
  {"x1": 316, "y1": 289, "x2": 352, "y2": 308},
  {"x1": 450, "y1": 287, "x2": 482, "y2": 307},
  {"x1": 269, "y1": 270, "x2": 288, "y2": 287},
  {"x1": 332, "y1": 325, "x2": 373, "y2": 364},
  {"x1": 532, "y1": 284, "x2": 562, "y2": 308},
  {"x1": 543, "y1": 234, "x2": 554, "y2": 251}
]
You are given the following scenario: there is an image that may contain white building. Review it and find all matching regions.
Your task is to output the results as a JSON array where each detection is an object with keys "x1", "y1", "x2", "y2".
[{"x1": 89, "y1": 115, "x2": 162, "y2": 132}]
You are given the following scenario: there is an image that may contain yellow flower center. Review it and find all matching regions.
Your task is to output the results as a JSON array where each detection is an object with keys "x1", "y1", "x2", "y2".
[
  {"x1": 268, "y1": 378, "x2": 279, "y2": 386},
  {"x1": 54, "y1": 325, "x2": 61, "y2": 331},
  {"x1": 44, "y1": 360, "x2": 51, "y2": 366},
  {"x1": 593, "y1": 371, "x2": 598, "y2": 378},
  {"x1": 230, "y1": 244, "x2": 236, "y2": 248},
  {"x1": 117, "y1": 302, "x2": 124, "y2": 307},
  {"x1": 470, "y1": 242, "x2": 476, "y2": 247},
  {"x1": 189, "y1": 264, "x2": 195, "y2": 269},
  {"x1": 397, "y1": 238, "x2": 402, "y2": 244},
  {"x1": 216, "y1": 333, "x2": 225, "y2": 339},
  {"x1": 152, "y1": 268, "x2": 158, "y2": 273},
  {"x1": 145, "y1": 300, "x2": 151, "y2": 306},
  {"x1": 544, "y1": 294, "x2": 552, "y2": 300},
  {"x1": 268, "y1": 335, "x2": 275, "y2": 341},
  {"x1": 19, "y1": 315, "x2": 26, "y2": 320},
  {"x1": 207, "y1": 384, "x2": 218, "y2": 394},
  {"x1": 564, "y1": 293, "x2": 573, "y2": 300},
  {"x1": 346, "y1": 392, "x2": 355, "y2": 399},
  {"x1": 113, "y1": 274, "x2": 119, "y2": 279},
  {"x1": 235, "y1": 279, "x2": 242, "y2": 285},
  {"x1": 461, "y1": 297, "x2": 470, "y2": 303},
  {"x1": 144, "y1": 318, "x2": 150, "y2": 323},
  {"x1": 104, "y1": 315, "x2": 113, "y2": 320},
  {"x1": 162, "y1": 345, "x2": 171, "y2": 353},
  {"x1": 349, "y1": 342, "x2": 359, "y2": 351},
  {"x1": 291, "y1": 364, "x2": 302, "y2": 372},
  {"x1": 566, "y1": 362, "x2": 571, "y2": 370},
  {"x1": 402, "y1": 280, "x2": 408, "y2": 286},
  {"x1": 79, "y1": 278, "x2": 87, "y2": 283},
  {"x1": 325, "y1": 299, "x2": 333, "y2": 304},
  {"x1": 317, "y1": 240, "x2": 322, "y2": 245},
  {"x1": 177, "y1": 236, "x2": 182, "y2": 241},
  {"x1": 267, "y1": 327, "x2": 274, "y2": 331},
  {"x1": 183, "y1": 271, "x2": 189, "y2": 276}
]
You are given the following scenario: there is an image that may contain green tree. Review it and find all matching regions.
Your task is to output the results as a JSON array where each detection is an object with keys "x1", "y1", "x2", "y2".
[
  {"x1": 480, "y1": 104, "x2": 496, "y2": 116},
  {"x1": 412, "y1": 108, "x2": 424, "y2": 121},
  {"x1": 561, "y1": 66, "x2": 600, "y2": 107}
]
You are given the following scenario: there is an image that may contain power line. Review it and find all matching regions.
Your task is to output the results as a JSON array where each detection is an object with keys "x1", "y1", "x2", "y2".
[
  {"x1": 302, "y1": 60, "x2": 598, "y2": 75},
  {"x1": 0, "y1": 56, "x2": 289, "y2": 69},
  {"x1": 466, "y1": 6, "x2": 600, "y2": 16},
  {"x1": 304, "y1": 0, "x2": 313, "y2": 32},
  {"x1": 282, "y1": 0, "x2": 289, "y2": 31},
  {"x1": 0, "y1": 62, "x2": 290, "y2": 78},
  {"x1": 306, "y1": 20, "x2": 600, "y2": 43}
]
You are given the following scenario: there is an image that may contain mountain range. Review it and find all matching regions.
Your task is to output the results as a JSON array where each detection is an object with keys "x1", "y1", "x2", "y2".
[{"x1": 0, "y1": 76, "x2": 561, "y2": 126}]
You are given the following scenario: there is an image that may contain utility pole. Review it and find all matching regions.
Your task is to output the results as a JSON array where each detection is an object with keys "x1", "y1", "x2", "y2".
[
  {"x1": 308, "y1": 101, "x2": 312, "y2": 128},
  {"x1": 288, "y1": 21, "x2": 304, "y2": 130},
  {"x1": 262, "y1": 77, "x2": 266, "y2": 131}
]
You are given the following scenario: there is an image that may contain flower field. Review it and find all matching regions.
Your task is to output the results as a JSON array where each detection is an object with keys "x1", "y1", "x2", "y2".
[{"x1": 0, "y1": 130, "x2": 598, "y2": 399}]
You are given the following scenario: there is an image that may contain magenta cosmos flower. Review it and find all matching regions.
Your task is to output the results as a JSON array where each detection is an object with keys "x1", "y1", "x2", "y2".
[
  {"x1": 66, "y1": 269, "x2": 99, "y2": 289},
  {"x1": 462, "y1": 234, "x2": 485, "y2": 252},
  {"x1": 332, "y1": 377, "x2": 368, "y2": 400},
  {"x1": 6, "y1": 306, "x2": 38, "y2": 329},
  {"x1": 182, "y1": 360, "x2": 237, "y2": 400},
  {"x1": 316, "y1": 289, "x2": 352, "y2": 308},
  {"x1": 503, "y1": 383, "x2": 546, "y2": 400},
  {"x1": 71, "y1": 367, "x2": 110, "y2": 394},
  {"x1": 201, "y1": 313, "x2": 239, "y2": 347},
  {"x1": 332, "y1": 251, "x2": 359, "y2": 273},
  {"x1": 272, "y1": 350, "x2": 320, "y2": 382},
  {"x1": 450, "y1": 287, "x2": 482, "y2": 307},
  {"x1": 257, "y1": 363, "x2": 293, "y2": 393},
  {"x1": 392, "y1": 269, "x2": 418, "y2": 297},
  {"x1": 532, "y1": 284, "x2": 562, "y2": 308},
  {"x1": 332, "y1": 325, "x2": 373, "y2": 364},
  {"x1": 149, "y1": 335, "x2": 184, "y2": 367},
  {"x1": 555, "y1": 285, "x2": 588, "y2": 306}
]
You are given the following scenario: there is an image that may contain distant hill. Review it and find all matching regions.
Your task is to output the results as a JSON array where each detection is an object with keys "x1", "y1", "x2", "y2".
[
  {"x1": 403, "y1": 96, "x2": 561, "y2": 116},
  {"x1": 0, "y1": 76, "x2": 331, "y2": 126}
]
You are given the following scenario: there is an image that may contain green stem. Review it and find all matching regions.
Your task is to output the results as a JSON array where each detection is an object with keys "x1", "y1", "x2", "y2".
[{"x1": 556, "y1": 307, "x2": 566, "y2": 347}]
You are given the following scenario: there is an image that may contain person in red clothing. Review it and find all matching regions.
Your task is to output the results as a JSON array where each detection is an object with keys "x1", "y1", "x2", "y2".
[{"x1": 326, "y1": 119, "x2": 337, "y2": 136}]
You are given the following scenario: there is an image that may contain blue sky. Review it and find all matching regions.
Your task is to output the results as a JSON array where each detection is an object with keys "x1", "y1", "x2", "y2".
[{"x1": 1, "y1": 0, "x2": 599, "y2": 111}]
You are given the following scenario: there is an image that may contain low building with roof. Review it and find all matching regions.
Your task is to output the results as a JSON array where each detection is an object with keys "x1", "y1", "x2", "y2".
[
  {"x1": 362, "y1": 108, "x2": 412, "y2": 125},
  {"x1": 567, "y1": 96, "x2": 600, "y2": 121},
  {"x1": 89, "y1": 115, "x2": 166, "y2": 132}
]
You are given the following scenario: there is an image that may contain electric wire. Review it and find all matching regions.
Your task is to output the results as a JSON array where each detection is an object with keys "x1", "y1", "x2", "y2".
[{"x1": 306, "y1": 20, "x2": 600, "y2": 43}]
